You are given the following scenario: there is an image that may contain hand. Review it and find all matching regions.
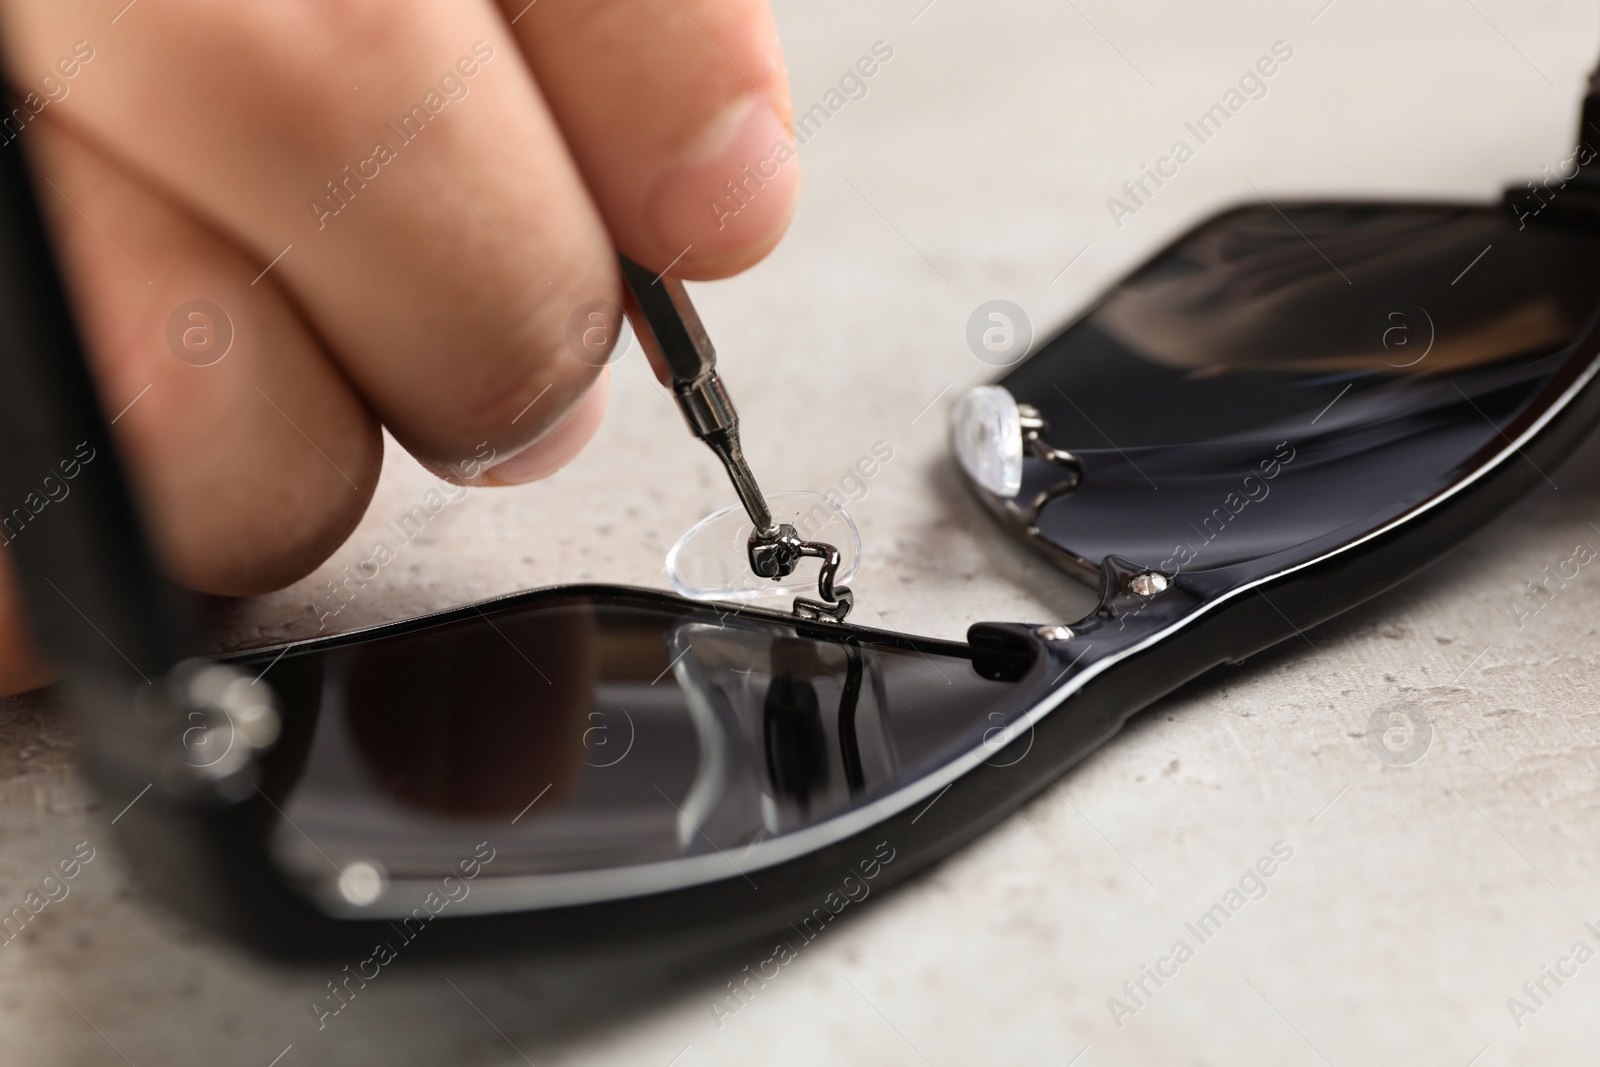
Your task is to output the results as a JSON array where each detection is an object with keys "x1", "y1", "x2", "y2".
[{"x1": 0, "y1": 0, "x2": 800, "y2": 694}]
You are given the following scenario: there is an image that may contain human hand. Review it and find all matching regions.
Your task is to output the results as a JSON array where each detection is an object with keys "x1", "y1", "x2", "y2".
[{"x1": 0, "y1": 0, "x2": 800, "y2": 694}]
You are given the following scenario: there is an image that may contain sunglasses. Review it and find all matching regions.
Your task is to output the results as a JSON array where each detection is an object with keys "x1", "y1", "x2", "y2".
[{"x1": 5, "y1": 88, "x2": 1600, "y2": 966}]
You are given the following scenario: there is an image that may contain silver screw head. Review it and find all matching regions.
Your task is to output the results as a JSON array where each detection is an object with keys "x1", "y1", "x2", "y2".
[
  {"x1": 1033, "y1": 624, "x2": 1074, "y2": 641},
  {"x1": 1129, "y1": 572, "x2": 1169, "y2": 598},
  {"x1": 748, "y1": 523, "x2": 803, "y2": 579}
]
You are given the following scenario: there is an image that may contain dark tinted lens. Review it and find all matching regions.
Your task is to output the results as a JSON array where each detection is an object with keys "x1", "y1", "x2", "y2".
[
  {"x1": 254, "y1": 591, "x2": 1027, "y2": 892},
  {"x1": 1002, "y1": 203, "x2": 1600, "y2": 570}
]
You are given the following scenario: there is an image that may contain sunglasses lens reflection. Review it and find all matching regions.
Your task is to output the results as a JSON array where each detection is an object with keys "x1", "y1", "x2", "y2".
[
  {"x1": 999, "y1": 203, "x2": 1600, "y2": 571},
  {"x1": 253, "y1": 592, "x2": 1029, "y2": 898}
]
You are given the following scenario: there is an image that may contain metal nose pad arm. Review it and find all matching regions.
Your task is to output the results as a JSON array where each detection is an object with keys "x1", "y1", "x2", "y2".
[
  {"x1": 1015, "y1": 403, "x2": 1083, "y2": 525},
  {"x1": 953, "y1": 385, "x2": 1098, "y2": 584},
  {"x1": 748, "y1": 525, "x2": 855, "y2": 623},
  {"x1": 788, "y1": 540, "x2": 855, "y2": 623}
]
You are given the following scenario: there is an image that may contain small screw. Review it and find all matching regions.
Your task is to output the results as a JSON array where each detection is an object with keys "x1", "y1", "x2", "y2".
[
  {"x1": 1129, "y1": 572, "x2": 1169, "y2": 598},
  {"x1": 1034, "y1": 624, "x2": 1074, "y2": 641}
]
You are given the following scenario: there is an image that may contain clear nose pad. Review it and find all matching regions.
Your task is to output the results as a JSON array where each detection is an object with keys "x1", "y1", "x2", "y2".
[
  {"x1": 666, "y1": 491, "x2": 862, "y2": 602},
  {"x1": 952, "y1": 385, "x2": 1083, "y2": 516},
  {"x1": 952, "y1": 385, "x2": 1025, "y2": 497}
]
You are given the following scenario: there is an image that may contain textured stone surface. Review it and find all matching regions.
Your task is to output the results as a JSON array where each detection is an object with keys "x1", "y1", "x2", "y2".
[{"x1": 5, "y1": 1, "x2": 1600, "y2": 1063}]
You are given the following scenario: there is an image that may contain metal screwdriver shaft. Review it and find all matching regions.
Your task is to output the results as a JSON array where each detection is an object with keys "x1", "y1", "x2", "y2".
[
  {"x1": 617, "y1": 254, "x2": 854, "y2": 622},
  {"x1": 618, "y1": 255, "x2": 778, "y2": 539}
]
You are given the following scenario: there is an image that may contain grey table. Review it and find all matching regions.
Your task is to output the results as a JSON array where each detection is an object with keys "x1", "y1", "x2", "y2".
[{"x1": 4, "y1": 0, "x2": 1598, "y2": 1063}]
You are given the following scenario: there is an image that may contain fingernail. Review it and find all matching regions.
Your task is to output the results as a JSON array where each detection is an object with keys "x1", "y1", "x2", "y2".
[
  {"x1": 645, "y1": 96, "x2": 800, "y2": 273},
  {"x1": 480, "y1": 370, "x2": 609, "y2": 486}
]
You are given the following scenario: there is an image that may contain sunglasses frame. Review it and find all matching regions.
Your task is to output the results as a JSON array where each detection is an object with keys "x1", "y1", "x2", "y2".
[{"x1": 6, "y1": 94, "x2": 1600, "y2": 963}]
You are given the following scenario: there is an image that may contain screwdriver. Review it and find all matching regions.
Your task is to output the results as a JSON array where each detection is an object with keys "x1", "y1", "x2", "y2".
[
  {"x1": 616, "y1": 255, "x2": 853, "y2": 621},
  {"x1": 617, "y1": 254, "x2": 780, "y2": 540}
]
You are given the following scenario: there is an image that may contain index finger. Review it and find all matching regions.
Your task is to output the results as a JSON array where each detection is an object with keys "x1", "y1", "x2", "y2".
[{"x1": 505, "y1": 0, "x2": 800, "y2": 280}]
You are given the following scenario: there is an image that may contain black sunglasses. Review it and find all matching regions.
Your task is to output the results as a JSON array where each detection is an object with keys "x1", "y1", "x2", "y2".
[{"x1": 5, "y1": 77, "x2": 1600, "y2": 966}]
